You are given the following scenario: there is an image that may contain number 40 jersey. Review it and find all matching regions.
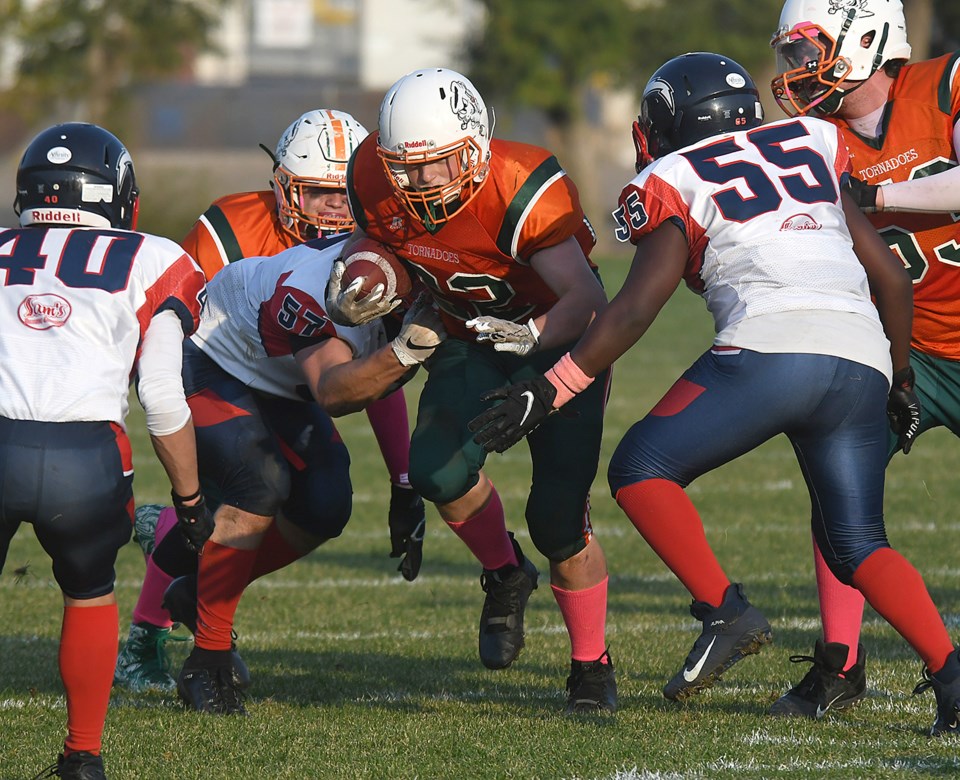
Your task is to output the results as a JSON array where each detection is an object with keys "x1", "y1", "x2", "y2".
[
  {"x1": 612, "y1": 115, "x2": 892, "y2": 380},
  {"x1": 0, "y1": 225, "x2": 204, "y2": 427}
]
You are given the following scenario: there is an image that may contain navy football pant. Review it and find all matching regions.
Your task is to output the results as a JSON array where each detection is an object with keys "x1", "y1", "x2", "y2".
[
  {"x1": 0, "y1": 417, "x2": 133, "y2": 599},
  {"x1": 608, "y1": 348, "x2": 890, "y2": 583},
  {"x1": 182, "y1": 341, "x2": 352, "y2": 539}
]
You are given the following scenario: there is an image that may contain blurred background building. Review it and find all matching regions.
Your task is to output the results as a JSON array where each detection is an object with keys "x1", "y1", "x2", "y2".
[{"x1": 0, "y1": 0, "x2": 956, "y2": 249}]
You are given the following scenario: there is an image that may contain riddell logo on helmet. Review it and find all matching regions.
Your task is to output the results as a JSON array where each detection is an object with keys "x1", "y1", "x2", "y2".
[
  {"x1": 18, "y1": 294, "x2": 72, "y2": 330},
  {"x1": 29, "y1": 209, "x2": 84, "y2": 223},
  {"x1": 404, "y1": 140, "x2": 431, "y2": 149},
  {"x1": 780, "y1": 214, "x2": 822, "y2": 231}
]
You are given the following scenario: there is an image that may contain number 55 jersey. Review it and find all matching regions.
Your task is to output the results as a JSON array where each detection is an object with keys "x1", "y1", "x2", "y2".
[
  {"x1": 613, "y1": 115, "x2": 892, "y2": 381},
  {"x1": 0, "y1": 225, "x2": 204, "y2": 426}
]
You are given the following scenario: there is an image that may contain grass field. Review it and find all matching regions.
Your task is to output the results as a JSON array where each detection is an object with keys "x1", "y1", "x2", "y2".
[{"x1": 3, "y1": 252, "x2": 960, "y2": 779}]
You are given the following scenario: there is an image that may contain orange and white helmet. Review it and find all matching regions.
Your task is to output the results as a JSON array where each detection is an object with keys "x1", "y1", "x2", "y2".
[
  {"x1": 271, "y1": 109, "x2": 368, "y2": 240},
  {"x1": 771, "y1": 0, "x2": 911, "y2": 116},
  {"x1": 377, "y1": 68, "x2": 493, "y2": 227}
]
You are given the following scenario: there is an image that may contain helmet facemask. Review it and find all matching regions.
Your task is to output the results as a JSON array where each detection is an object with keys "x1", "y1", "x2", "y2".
[
  {"x1": 273, "y1": 167, "x2": 352, "y2": 241},
  {"x1": 771, "y1": 22, "x2": 857, "y2": 116},
  {"x1": 379, "y1": 135, "x2": 488, "y2": 229}
]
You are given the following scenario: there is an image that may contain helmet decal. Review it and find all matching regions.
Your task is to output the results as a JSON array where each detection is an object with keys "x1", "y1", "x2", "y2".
[
  {"x1": 450, "y1": 80, "x2": 486, "y2": 133},
  {"x1": 828, "y1": 0, "x2": 873, "y2": 18},
  {"x1": 647, "y1": 78, "x2": 676, "y2": 116}
]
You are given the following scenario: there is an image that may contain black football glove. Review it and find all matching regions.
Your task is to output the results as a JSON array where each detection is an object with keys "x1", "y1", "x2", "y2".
[
  {"x1": 171, "y1": 489, "x2": 215, "y2": 554},
  {"x1": 887, "y1": 366, "x2": 921, "y2": 455},
  {"x1": 468, "y1": 375, "x2": 558, "y2": 454},
  {"x1": 388, "y1": 483, "x2": 425, "y2": 581},
  {"x1": 843, "y1": 174, "x2": 880, "y2": 212}
]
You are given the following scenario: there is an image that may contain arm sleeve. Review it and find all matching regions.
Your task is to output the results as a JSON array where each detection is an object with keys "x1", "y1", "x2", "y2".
[
  {"x1": 136, "y1": 309, "x2": 191, "y2": 437},
  {"x1": 881, "y1": 116, "x2": 960, "y2": 212}
]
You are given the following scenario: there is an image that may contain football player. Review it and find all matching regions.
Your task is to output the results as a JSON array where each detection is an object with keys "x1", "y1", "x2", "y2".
[
  {"x1": 468, "y1": 52, "x2": 960, "y2": 736},
  {"x1": 325, "y1": 68, "x2": 616, "y2": 714},
  {"x1": 162, "y1": 234, "x2": 443, "y2": 715},
  {"x1": 0, "y1": 123, "x2": 208, "y2": 780},
  {"x1": 115, "y1": 109, "x2": 427, "y2": 695},
  {"x1": 770, "y1": 0, "x2": 960, "y2": 719}
]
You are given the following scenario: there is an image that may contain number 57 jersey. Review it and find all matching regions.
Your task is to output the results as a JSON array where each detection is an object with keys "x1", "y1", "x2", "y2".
[
  {"x1": 613, "y1": 116, "x2": 887, "y2": 366},
  {"x1": 0, "y1": 225, "x2": 204, "y2": 426}
]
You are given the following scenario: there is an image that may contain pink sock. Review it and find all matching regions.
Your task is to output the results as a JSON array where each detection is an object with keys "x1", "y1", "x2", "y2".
[
  {"x1": 814, "y1": 536, "x2": 864, "y2": 669},
  {"x1": 132, "y1": 558, "x2": 175, "y2": 628},
  {"x1": 446, "y1": 485, "x2": 518, "y2": 570},
  {"x1": 365, "y1": 389, "x2": 411, "y2": 485},
  {"x1": 132, "y1": 508, "x2": 179, "y2": 628},
  {"x1": 552, "y1": 576, "x2": 609, "y2": 662}
]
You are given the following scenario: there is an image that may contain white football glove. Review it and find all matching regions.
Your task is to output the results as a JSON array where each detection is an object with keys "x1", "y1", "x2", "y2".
[
  {"x1": 325, "y1": 259, "x2": 403, "y2": 326},
  {"x1": 391, "y1": 294, "x2": 446, "y2": 366},
  {"x1": 466, "y1": 315, "x2": 541, "y2": 356}
]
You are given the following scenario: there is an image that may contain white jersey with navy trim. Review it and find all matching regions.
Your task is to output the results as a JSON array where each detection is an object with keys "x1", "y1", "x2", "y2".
[
  {"x1": 612, "y1": 115, "x2": 892, "y2": 380},
  {"x1": 0, "y1": 225, "x2": 204, "y2": 425},
  {"x1": 191, "y1": 238, "x2": 386, "y2": 401}
]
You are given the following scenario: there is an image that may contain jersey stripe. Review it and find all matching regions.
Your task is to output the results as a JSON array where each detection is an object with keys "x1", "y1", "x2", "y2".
[
  {"x1": 202, "y1": 205, "x2": 244, "y2": 265},
  {"x1": 939, "y1": 50, "x2": 960, "y2": 119},
  {"x1": 496, "y1": 156, "x2": 564, "y2": 258}
]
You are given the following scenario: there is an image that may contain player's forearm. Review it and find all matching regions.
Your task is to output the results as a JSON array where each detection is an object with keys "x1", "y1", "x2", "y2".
[
  {"x1": 534, "y1": 285, "x2": 606, "y2": 351},
  {"x1": 880, "y1": 165, "x2": 960, "y2": 212},
  {"x1": 150, "y1": 421, "x2": 201, "y2": 498},
  {"x1": 312, "y1": 347, "x2": 411, "y2": 416}
]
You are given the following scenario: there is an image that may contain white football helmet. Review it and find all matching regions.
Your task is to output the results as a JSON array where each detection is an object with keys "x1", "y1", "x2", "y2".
[
  {"x1": 271, "y1": 109, "x2": 368, "y2": 241},
  {"x1": 377, "y1": 68, "x2": 494, "y2": 227},
  {"x1": 771, "y1": 0, "x2": 911, "y2": 116}
]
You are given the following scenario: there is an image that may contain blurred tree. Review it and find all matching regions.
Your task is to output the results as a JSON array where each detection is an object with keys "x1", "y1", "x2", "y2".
[{"x1": 1, "y1": 0, "x2": 231, "y2": 132}]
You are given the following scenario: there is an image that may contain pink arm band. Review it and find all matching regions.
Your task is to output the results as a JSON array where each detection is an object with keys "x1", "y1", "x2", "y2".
[{"x1": 544, "y1": 351, "x2": 595, "y2": 407}]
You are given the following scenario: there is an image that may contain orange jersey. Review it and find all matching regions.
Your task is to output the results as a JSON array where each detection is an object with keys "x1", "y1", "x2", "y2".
[
  {"x1": 831, "y1": 52, "x2": 960, "y2": 360},
  {"x1": 180, "y1": 191, "x2": 296, "y2": 282},
  {"x1": 347, "y1": 135, "x2": 597, "y2": 339}
]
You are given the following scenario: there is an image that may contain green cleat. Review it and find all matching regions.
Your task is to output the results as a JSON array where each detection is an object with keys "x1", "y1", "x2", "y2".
[{"x1": 114, "y1": 621, "x2": 183, "y2": 693}]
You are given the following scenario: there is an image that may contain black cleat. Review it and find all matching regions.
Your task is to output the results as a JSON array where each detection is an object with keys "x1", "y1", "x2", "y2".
[
  {"x1": 177, "y1": 652, "x2": 248, "y2": 716},
  {"x1": 913, "y1": 648, "x2": 960, "y2": 737},
  {"x1": 564, "y1": 649, "x2": 617, "y2": 714},
  {"x1": 162, "y1": 574, "x2": 251, "y2": 690},
  {"x1": 663, "y1": 582, "x2": 772, "y2": 701},
  {"x1": 33, "y1": 751, "x2": 106, "y2": 780},
  {"x1": 478, "y1": 533, "x2": 539, "y2": 669},
  {"x1": 769, "y1": 640, "x2": 866, "y2": 718}
]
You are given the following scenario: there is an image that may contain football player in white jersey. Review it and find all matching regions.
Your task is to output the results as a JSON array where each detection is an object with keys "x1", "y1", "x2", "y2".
[
  {"x1": 469, "y1": 52, "x2": 960, "y2": 735},
  {"x1": 0, "y1": 123, "x2": 209, "y2": 780},
  {"x1": 165, "y1": 234, "x2": 444, "y2": 715}
]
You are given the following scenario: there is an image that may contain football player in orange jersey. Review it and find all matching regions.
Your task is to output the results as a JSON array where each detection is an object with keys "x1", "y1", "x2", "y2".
[
  {"x1": 325, "y1": 68, "x2": 616, "y2": 714},
  {"x1": 770, "y1": 0, "x2": 960, "y2": 721},
  {"x1": 114, "y1": 109, "x2": 427, "y2": 695}
]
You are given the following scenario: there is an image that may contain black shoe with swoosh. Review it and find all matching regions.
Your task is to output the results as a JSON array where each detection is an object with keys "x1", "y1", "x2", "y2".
[
  {"x1": 913, "y1": 648, "x2": 960, "y2": 737},
  {"x1": 663, "y1": 582, "x2": 772, "y2": 701},
  {"x1": 768, "y1": 640, "x2": 866, "y2": 718}
]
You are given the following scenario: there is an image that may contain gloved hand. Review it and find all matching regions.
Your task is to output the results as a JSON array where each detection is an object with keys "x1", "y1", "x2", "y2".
[
  {"x1": 468, "y1": 375, "x2": 558, "y2": 453},
  {"x1": 325, "y1": 259, "x2": 403, "y2": 326},
  {"x1": 388, "y1": 483, "x2": 425, "y2": 581},
  {"x1": 843, "y1": 175, "x2": 881, "y2": 212},
  {"x1": 466, "y1": 316, "x2": 540, "y2": 356},
  {"x1": 391, "y1": 294, "x2": 446, "y2": 366},
  {"x1": 171, "y1": 489, "x2": 215, "y2": 554},
  {"x1": 888, "y1": 366, "x2": 921, "y2": 454}
]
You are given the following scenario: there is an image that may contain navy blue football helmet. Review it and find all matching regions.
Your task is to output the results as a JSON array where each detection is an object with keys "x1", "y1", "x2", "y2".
[
  {"x1": 634, "y1": 52, "x2": 765, "y2": 165},
  {"x1": 14, "y1": 122, "x2": 140, "y2": 230}
]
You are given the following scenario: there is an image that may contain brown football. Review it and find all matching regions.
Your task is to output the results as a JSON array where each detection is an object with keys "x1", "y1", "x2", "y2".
[{"x1": 340, "y1": 238, "x2": 412, "y2": 303}]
